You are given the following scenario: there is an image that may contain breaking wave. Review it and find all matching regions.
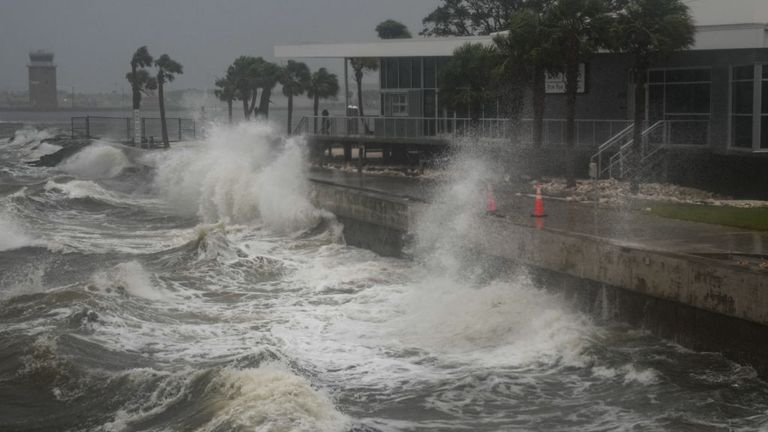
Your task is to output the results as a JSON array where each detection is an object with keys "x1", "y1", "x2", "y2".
[
  {"x1": 58, "y1": 142, "x2": 133, "y2": 179},
  {"x1": 153, "y1": 122, "x2": 325, "y2": 232},
  {"x1": 0, "y1": 212, "x2": 36, "y2": 252}
]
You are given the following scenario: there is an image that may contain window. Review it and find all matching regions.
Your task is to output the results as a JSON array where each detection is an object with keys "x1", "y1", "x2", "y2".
[
  {"x1": 391, "y1": 93, "x2": 408, "y2": 116},
  {"x1": 762, "y1": 65, "x2": 768, "y2": 149},
  {"x1": 398, "y1": 58, "x2": 412, "y2": 88},
  {"x1": 411, "y1": 58, "x2": 422, "y2": 88},
  {"x1": 647, "y1": 68, "x2": 711, "y2": 145},
  {"x1": 380, "y1": 60, "x2": 387, "y2": 89},
  {"x1": 424, "y1": 58, "x2": 436, "y2": 88},
  {"x1": 731, "y1": 65, "x2": 755, "y2": 149},
  {"x1": 386, "y1": 58, "x2": 398, "y2": 89}
]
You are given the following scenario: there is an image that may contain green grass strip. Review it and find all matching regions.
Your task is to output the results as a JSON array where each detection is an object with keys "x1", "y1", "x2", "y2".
[{"x1": 647, "y1": 202, "x2": 768, "y2": 231}]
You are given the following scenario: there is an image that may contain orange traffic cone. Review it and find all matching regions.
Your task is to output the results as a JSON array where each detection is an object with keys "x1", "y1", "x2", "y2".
[
  {"x1": 486, "y1": 187, "x2": 497, "y2": 214},
  {"x1": 531, "y1": 183, "x2": 547, "y2": 218}
]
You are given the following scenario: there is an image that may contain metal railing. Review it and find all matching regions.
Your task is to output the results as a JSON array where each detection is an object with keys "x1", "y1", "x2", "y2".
[
  {"x1": 295, "y1": 115, "x2": 632, "y2": 148},
  {"x1": 591, "y1": 119, "x2": 710, "y2": 180},
  {"x1": 606, "y1": 121, "x2": 665, "y2": 179},
  {"x1": 71, "y1": 116, "x2": 196, "y2": 144}
]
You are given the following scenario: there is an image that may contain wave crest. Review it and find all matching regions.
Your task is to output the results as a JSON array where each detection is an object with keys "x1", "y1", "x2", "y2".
[
  {"x1": 200, "y1": 364, "x2": 348, "y2": 432},
  {"x1": 59, "y1": 142, "x2": 132, "y2": 179},
  {"x1": 153, "y1": 122, "x2": 322, "y2": 232}
]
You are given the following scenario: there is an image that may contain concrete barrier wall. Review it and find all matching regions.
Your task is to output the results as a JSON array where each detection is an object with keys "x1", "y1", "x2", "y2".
[
  {"x1": 310, "y1": 179, "x2": 768, "y2": 373},
  {"x1": 472, "y1": 217, "x2": 768, "y2": 327}
]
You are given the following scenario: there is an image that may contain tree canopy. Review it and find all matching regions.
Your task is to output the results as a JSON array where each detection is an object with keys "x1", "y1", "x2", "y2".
[
  {"x1": 153, "y1": 54, "x2": 183, "y2": 148},
  {"x1": 126, "y1": 46, "x2": 157, "y2": 111},
  {"x1": 155, "y1": 54, "x2": 183, "y2": 85},
  {"x1": 376, "y1": 19, "x2": 412, "y2": 39},
  {"x1": 307, "y1": 67, "x2": 340, "y2": 103},
  {"x1": 225, "y1": 56, "x2": 281, "y2": 119},
  {"x1": 610, "y1": 0, "x2": 695, "y2": 71},
  {"x1": 439, "y1": 43, "x2": 500, "y2": 122},
  {"x1": 280, "y1": 60, "x2": 311, "y2": 134},
  {"x1": 214, "y1": 74, "x2": 237, "y2": 123},
  {"x1": 421, "y1": 0, "x2": 524, "y2": 36}
]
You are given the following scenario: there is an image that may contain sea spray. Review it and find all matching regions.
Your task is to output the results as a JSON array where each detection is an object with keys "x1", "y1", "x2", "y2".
[
  {"x1": 58, "y1": 142, "x2": 133, "y2": 179},
  {"x1": 153, "y1": 122, "x2": 324, "y2": 232},
  {"x1": 400, "y1": 139, "x2": 595, "y2": 366},
  {"x1": 0, "y1": 212, "x2": 35, "y2": 252},
  {"x1": 90, "y1": 261, "x2": 169, "y2": 301}
]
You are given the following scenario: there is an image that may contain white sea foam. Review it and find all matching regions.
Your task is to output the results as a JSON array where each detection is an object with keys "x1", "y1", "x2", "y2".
[
  {"x1": 153, "y1": 122, "x2": 325, "y2": 232},
  {"x1": 199, "y1": 364, "x2": 349, "y2": 432},
  {"x1": 391, "y1": 274, "x2": 593, "y2": 367},
  {"x1": 591, "y1": 364, "x2": 662, "y2": 386},
  {"x1": 59, "y1": 142, "x2": 132, "y2": 179},
  {"x1": 44, "y1": 179, "x2": 121, "y2": 202},
  {"x1": 8, "y1": 128, "x2": 54, "y2": 149},
  {"x1": 0, "y1": 212, "x2": 36, "y2": 251},
  {"x1": 90, "y1": 261, "x2": 169, "y2": 301}
]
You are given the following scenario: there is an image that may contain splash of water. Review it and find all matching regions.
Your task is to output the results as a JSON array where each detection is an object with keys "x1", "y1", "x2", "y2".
[
  {"x1": 0, "y1": 212, "x2": 35, "y2": 252},
  {"x1": 90, "y1": 261, "x2": 169, "y2": 301},
  {"x1": 152, "y1": 122, "x2": 324, "y2": 232},
  {"x1": 198, "y1": 364, "x2": 349, "y2": 431},
  {"x1": 58, "y1": 142, "x2": 133, "y2": 179}
]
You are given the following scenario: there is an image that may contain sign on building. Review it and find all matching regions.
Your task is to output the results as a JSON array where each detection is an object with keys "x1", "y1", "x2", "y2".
[{"x1": 545, "y1": 64, "x2": 586, "y2": 94}]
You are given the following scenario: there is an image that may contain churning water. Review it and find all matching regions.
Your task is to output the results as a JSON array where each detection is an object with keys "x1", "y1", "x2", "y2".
[{"x1": 1, "y1": 122, "x2": 768, "y2": 432}]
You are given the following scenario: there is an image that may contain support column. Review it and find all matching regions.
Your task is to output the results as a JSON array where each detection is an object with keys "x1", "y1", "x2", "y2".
[
  {"x1": 344, "y1": 58, "x2": 349, "y2": 114},
  {"x1": 133, "y1": 109, "x2": 141, "y2": 146}
]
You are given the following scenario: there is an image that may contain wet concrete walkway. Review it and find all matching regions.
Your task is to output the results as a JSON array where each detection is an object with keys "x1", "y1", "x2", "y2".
[{"x1": 308, "y1": 167, "x2": 768, "y2": 258}]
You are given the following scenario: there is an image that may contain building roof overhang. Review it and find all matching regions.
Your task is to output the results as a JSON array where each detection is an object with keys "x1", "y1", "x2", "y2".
[
  {"x1": 275, "y1": 23, "x2": 767, "y2": 59},
  {"x1": 274, "y1": 35, "x2": 495, "y2": 59}
]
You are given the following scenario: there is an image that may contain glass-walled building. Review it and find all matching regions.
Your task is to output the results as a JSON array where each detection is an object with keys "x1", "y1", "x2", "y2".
[{"x1": 275, "y1": 21, "x2": 768, "y2": 156}]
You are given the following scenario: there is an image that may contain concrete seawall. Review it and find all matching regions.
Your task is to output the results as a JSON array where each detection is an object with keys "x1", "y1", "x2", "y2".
[{"x1": 310, "y1": 179, "x2": 768, "y2": 375}]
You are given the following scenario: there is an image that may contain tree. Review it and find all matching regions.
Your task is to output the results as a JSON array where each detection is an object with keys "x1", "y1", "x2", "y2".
[
  {"x1": 254, "y1": 59, "x2": 282, "y2": 119},
  {"x1": 439, "y1": 43, "x2": 500, "y2": 125},
  {"x1": 154, "y1": 54, "x2": 183, "y2": 148},
  {"x1": 126, "y1": 46, "x2": 157, "y2": 145},
  {"x1": 611, "y1": 0, "x2": 694, "y2": 191},
  {"x1": 307, "y1": 67, "x2": 340, "y2": 133},
  {"x1": 495, "y1": 5, "x2": 556, "y2": 147},
  {"x1": 544, "y1": 0, "x2": 612, "y2": 187},
  {"x1": 279, "y1": 60, "x2": 311, "y2": 135},
  {"x1": 376, "y1": 19, "x2": 412, "y2": 39},
  {"x1": 225, "y1": 56, "x2": 281, "y2": 120},
  {"x1": 349, "y1": 58, "x2": 378, "y2": 122},
  {"x1": 421, "y1": 0, "x2": 523, "y2": 36},
  {"x1": 228, "y1": 56, "x2": 260, "y2": 120},
  {"x1": 214, "y1": 74, "x2": 236, "y2": 124}
]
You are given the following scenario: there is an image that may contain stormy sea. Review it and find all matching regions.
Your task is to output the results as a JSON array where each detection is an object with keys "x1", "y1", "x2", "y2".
[{"x1": 2, "y1": 122, "x2": 768, "y2": 432}]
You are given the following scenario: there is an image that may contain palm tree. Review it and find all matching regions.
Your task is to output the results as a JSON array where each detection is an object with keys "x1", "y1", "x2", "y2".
[
  {"x1": 307, "y1": 68, "x2": 340, "y2": 133},
  {"x1": 611, "y1": 0, "x2": 695, "y2": 191},
  {"x1": 228, "y1": 56, "x2": 260, "y2": 120},
  {"x1": 544, "y1": 0, "x2": 612, "y2": 187},
  {"x1": 349, "y1": 58, "x2": 378, "y2": 133},
  {"x1": 440, "y1": 43, "x2": 500, "y2": 125},
  {"x1": 496, "y1": 6, "x2": 555, "y2": 147},
  {"x1": 279, "y1": 60, "x2": 311, "y2": 135},
  {"x1": 254, "y1": 59, "x2": 282, "y2": 119},
  {"x1": 154, "y1": 54, "x2": 183, "y2": 148},
  {"x1": 214, "y1": 74, "x2": 236, "y2": 124},
  {"x1": 126, "y1": 46, "x2": 156, "y2": 145}
]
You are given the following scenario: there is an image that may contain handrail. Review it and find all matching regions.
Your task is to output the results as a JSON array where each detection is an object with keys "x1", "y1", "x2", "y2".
[
  {"x1": 293, "y1": 115, "x2": 631, "y2": 147},
  {"x1": 594, "y1": 124, "x2": 634, "y2": 155},
  {"x1": 603, "y1": 120, "x2": 666, "y2": 179}
]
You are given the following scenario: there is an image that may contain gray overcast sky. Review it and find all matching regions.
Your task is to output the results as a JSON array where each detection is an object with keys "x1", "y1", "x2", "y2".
[
  {"x1": 0, "y1": 0, "x2": 437, "y2": 92},
  {"x1": 1, "y1": 0, "x2": 765, "y2": 93}
]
